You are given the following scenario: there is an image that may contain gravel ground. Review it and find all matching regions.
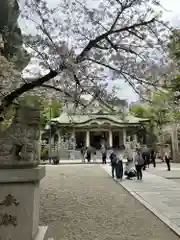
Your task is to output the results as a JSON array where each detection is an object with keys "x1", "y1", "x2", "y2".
[{"x1": 40, "y1": 165, "x2": 179, "y2": 240}]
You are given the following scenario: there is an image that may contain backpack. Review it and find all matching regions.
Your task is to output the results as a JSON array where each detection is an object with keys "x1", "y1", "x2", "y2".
[
  {"x1": 135, "y1": 153, "x2": 144, "y2": 166},
  {"x1": 111, "y1": 153, "x2": 117, "y2": 164}
]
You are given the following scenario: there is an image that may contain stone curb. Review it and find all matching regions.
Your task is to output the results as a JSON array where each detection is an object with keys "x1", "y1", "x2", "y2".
[
  {"x1": 40, "y1": 160, "x2": 163, "y2": 166},
  {"x1": 101, "y1": 165, "x2": 180, "y2": 238},
  {"x1": 166, "y1": 177, "x2": 180, "y2": 179},
  {"x1": 35, "y1": 226, "x2": 48, "y2": 240}
]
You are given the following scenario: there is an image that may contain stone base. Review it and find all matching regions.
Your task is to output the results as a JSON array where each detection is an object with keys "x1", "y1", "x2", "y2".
[
  {"x1": 35, "y1": 226, "x2": 48, "y2": 240},
  {"x1": 0, "y1": 166, "x2": 47, "y2": 240}
]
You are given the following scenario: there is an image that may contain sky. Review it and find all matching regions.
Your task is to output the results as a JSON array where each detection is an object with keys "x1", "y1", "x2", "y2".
[{"x1": 19, "y1": 0, "x2": 180, "y2": 103}]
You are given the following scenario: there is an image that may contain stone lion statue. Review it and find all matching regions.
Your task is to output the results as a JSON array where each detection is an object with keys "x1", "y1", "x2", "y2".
[{"x1": 0, "y1": 105, "x2": 41, "y2": 168}]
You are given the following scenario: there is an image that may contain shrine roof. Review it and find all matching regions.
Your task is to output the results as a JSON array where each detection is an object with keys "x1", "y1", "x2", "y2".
[
  {"x1": 50, "y1": 98, "x2": 149, "y2": 126},
  {"x1": 51, "y1": 112, "x2": 149, "y2": 125}
]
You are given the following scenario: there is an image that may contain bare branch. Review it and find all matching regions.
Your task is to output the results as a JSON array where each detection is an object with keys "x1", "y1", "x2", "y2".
[
  {"x1": 110, "y1": 0, "x2": 138, "y2": 31},
  {"x1": 0, "y1": 70, "x2": 58, "y2": 115},
  {"x1": 78, "y1": 17, "x2": 156, "y2": 61}
]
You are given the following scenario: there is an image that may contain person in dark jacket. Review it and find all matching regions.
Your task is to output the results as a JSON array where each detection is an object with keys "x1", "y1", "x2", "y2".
[
  {"x1": 110, "y1": 150, "x2": 117, "y2": 178},
  {"x1": 86, "y1": 146, "x2": 91, "y2": 162},
  {"x1": 151, "y1": 149, "x2": 156, "y2": 168},
  {"x1": 164, "y1": 151, "x2": 171, "y2": 171},
  {"x1": 134, "y1": 148, "x2": 144, "y2": 180},
  {"x1": 101, "y1": 146, "x2": 107, "y2": 164},
  {"x1": 93, "y1": 148, "x2": 96, "y2": 162},
  {"x1": 142, "y1": 145, "x2": 150, "y2": 170},
  {"x1": 80, "y1": 144, "x2": 86, "y2": 163},
  {"x1": 116, "y1": 155, "x2": 123, "y2": 180}
]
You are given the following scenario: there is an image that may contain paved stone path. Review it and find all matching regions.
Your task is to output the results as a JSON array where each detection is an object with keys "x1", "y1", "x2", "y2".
[
  {"x1": 40, "y1": 165, "x2": 179, "y2": 240},
  {"x1": 103, "y1": 164, "x2": 180, "y2": 236},
  {"x1": 42, "y1": 158, "x2": 162, "y2": 165},
  {"x1": 147, "y1": 163, "x2": 180, "y2": 179}
]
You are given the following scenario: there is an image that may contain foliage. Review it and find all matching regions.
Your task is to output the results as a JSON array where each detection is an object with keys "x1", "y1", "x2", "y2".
[
  {"x1": 21, "y1": 95, "x2": 62, "y2": 128},
  {"x1": 0, "y1": 55, "x2": 21, "y2": 95},
  {"x1": 0, "y1": 93, "x2": 62, "y2": 130},
  {"x1": 41, "y1": 99, "x2": 62, "y2": 128},
  {"x1": 168, "y1": 29, "x2": 180, "y2": 64},
  {"x1": 0, "y1": 0, "x2": 170, "y2": 118},
  {"x1": 168, "y1": 30, "x2": 180, "y2": 107},
  {"x1": 0, "y1": 105, "x2": 15, "y2": 131},
  {"x1": 150, "y1": 91, "x2": 170, "y2": 128},
  {"x1": 130, "y1": 105, "x2": 150, "y2": 118},
  {"x1": 41, "y1": 146, "x2": 48, "y2": 160},
  {"x1": 130, "y1": 91, "x2": 171, "y2": 129},
  {"x1": 165, "y1": 29, "x2": 180, "y2": 122}
]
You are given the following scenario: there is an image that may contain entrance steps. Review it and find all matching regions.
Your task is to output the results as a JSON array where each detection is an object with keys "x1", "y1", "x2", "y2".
[{"x1": 58, "y1": 149, "x2": 124, "y2": 160}]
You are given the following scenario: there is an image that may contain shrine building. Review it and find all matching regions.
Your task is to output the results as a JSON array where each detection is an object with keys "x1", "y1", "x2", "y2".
[{"x1": 49, "y1": 98, "x2": 149, "y2": 150}]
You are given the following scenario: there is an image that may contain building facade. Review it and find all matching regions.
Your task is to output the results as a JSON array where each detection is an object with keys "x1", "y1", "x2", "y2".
[{"x1": 50, "y1": 99, "x2": 149, "y2": 150}]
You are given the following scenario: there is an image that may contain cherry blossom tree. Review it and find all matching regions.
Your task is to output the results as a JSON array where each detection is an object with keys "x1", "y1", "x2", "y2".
[{"x1": 0, "y1": 0, "x2": 171, "y2": 118}]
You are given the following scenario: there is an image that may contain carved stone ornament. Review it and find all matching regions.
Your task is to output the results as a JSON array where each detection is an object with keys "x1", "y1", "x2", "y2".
[
  {"x1": 0, "y1": 213, "x2": 17, "y2": 227},
  {"x1": 0, "y1": 194, "x2": 19, "y2": 227},
  {"x1": 0, "y1": 194, "x2": 19, "y2": 207},
  {"x1": 0, "y1": 105, "x2": 41, "y2": 169}
]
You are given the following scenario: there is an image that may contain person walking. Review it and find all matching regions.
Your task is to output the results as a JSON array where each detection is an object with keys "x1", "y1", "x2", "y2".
[
  {"x1": 101, "y1": 146, "x2": 107, "y2": 164},
  {"x1": 115, "y1": 154, "x2": 123, "y2": 180},
  {"x1": 93, "y1": 147, "x2": 96, "y2": 162},
  {"x1": 110, "y1": 150, "x2": 117, "y2": 178},
  {"x1": 80, "y1": 144, "x2": 85, "y2": 163},
  {"x1": 86, "y1": 146, "x2": 91, "y2": 162},
  {"x1": 134, "y1": 148, "x2": 144, "y2": 180},
  {"x1": 164, "y1": 151, "x2": 171, "y2": 171},
  {"x1": 142, "y1": 145, "x2": 150, "y2": 170},
  {"x1": 151, "y1": 148, "x2": 156, "y2": 168}
]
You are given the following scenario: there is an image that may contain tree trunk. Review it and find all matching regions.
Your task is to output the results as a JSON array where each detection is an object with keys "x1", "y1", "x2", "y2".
[{"x1": 171, "y1": 122, "x2": 180, "y2": 162}]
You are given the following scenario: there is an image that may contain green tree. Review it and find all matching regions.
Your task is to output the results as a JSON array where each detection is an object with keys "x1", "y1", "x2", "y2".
[
  {"x1": 0, "y1": 95, "x2": 62, "y2": 130},
  {"x1": 168, "y1": 29, "x2": 180, "y2": 106},
  {"x1": 130, "y1": 105, "x2": 150, "y2": 119},
  {"x1": 130, "y1": 104, "x2": 155, "y2": 144},
  {"x1": 130, "y1": 91, "x2": 171, "y2": 143},
  {"x1": 41, "y1": 100, "x2": 62, "y2": 128},
  {"x1": 150, "y1": 91, "x2": 170, "y2": 128}
]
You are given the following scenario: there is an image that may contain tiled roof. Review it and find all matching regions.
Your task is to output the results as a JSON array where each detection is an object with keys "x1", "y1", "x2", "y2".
[{"x1": 51, "y1": 112, "x2": 149, "y2": 125}]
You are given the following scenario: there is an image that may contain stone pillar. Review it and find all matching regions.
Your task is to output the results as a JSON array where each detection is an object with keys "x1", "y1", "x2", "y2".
[
  {"x1": 171, "y1": 122, "x2": 180, "y2": 162},
  {"x1": 119, "y1": 132, "x2": 121, "y2": 147},
  {"x1": 0, "y1": 167, "x2": 48, "y2": 240},
  {"x1": 72, "y1": 129, "x2": 75, "y2": 142},
  {"x1": 57, "y1": 131, "x2": 61, "y2": 161},
  {"x1": 133, "y1": 134, "x2": 137, "y2": 143},
  {"x1": 123, "y1": 128, "x2": 126, "y2": 145},
  {"x1": 0, "y1": 105, "x2": 53, "y2": 240},
  {"x1": 39, "y1": 131, "x2": 42, "y2": 162},
  {"x1": 109, "y1": 129, "x2": 113, "y2": 148},
  {"x1": 57, "y1": 130, "x2": 61, "y2": 145},
  {"x1": 86, "y1": 130, "x2": 90, "y2": 147}
]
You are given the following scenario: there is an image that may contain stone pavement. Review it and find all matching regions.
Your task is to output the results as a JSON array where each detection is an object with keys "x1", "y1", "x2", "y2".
[
  {"x1": 147, "y1": 163, "x2": 180, "y2": 179},
  {"x1": 40, "y1": 165, "x2": 179, "y2": 240},
  {"x1": 42, "y1": 159, "x2": 110, "y2": 165},
  {"x1": 102, "y1": 164, "x2": 180, "y2": 237},
  {"x1": 41, "y1": 158, "x2": 162, "y2": 165}
]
